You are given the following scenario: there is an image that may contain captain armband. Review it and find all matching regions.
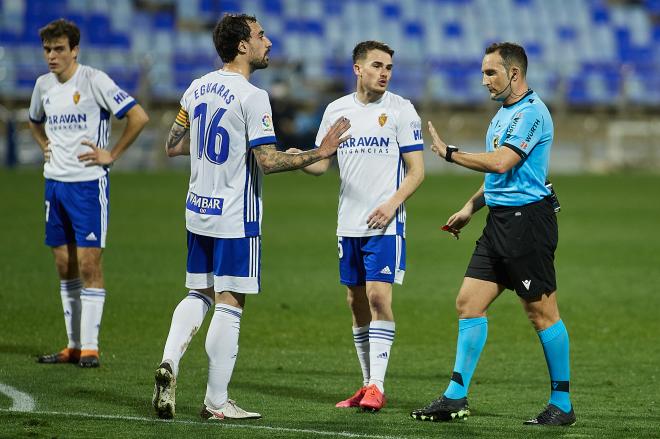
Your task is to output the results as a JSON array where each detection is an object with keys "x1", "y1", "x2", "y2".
[{"x1": 175, "y1": 107, "x2": 190, "y2": 129}]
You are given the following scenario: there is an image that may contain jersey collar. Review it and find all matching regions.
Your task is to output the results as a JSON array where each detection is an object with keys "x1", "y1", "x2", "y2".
[
  {"x1": 353, "y1": 91, "x2": 387, "y2": 107},
  {"x1": 502, "y1": 89, "x2": 534, "y2": 108}
]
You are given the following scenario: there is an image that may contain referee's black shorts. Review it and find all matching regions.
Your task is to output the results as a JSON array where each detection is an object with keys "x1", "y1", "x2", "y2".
[{"x1": 465, "y1": 197, "x2": 558, "y2": 299}]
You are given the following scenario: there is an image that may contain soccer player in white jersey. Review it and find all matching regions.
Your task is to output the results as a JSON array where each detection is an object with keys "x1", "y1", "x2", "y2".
[
  {"x1": 28, "y1": 19, "x2": 149, "y2": 368},
  {"x1": 289, "y1": 41, "x2": 425, "y2": 411},
  {"x1": 151, "y1": 13, "x2": 350, "y2": 420}
]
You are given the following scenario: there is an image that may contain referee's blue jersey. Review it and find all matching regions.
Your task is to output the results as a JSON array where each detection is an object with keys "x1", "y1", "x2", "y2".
[{"x1": 484, "y1": 90, "x2": 553, "y2": 207}]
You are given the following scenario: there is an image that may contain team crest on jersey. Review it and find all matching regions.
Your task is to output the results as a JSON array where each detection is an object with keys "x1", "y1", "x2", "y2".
[
  {"x1": 378, "y1": 113, "x2": 387, "y2": 127},
  {"x1": 492, "y1": 134, "x2": 500, "y2": 149},
  {"x1": 73, "y1": 91, "x2": 80, "y2": 105},
  {"x1": 262, "y1": 114, "x2": 274, "y2": 133}
]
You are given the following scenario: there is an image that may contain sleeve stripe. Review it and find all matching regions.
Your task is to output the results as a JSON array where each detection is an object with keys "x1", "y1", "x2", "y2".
[
  {"x1": 502, "y1": 142, "x2": 527, "y2": 159},
  {"x1": 248, "y1": 135, "x2": 277, "y2": 148},
  {"x1": 29, "y1": 115, "x2": 46, "y2": 124},
  {"x1": 399, "y1": 143, "x2": 424, "y2": 153},
  {"x1": 115, "y1": 100, "x2": 136, "y2": 119}
]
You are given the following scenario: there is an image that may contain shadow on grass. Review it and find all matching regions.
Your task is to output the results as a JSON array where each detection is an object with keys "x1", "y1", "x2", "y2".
[
  {"x1": 66, "y1": 386, "x2": 155, "y2": 417},
  {"x1": 0, "y1": 343, "x2": 49, "y2": 357}
]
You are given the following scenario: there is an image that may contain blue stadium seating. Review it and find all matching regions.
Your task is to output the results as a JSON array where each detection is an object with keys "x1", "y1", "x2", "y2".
[{"x1": 0, "y1": 0, "x2": 657, "y2": 106}]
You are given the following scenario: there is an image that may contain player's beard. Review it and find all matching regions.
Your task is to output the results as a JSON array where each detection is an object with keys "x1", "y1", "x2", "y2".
[{"x1": 250, "y1": 54, "x2": 269, "y2": 71}]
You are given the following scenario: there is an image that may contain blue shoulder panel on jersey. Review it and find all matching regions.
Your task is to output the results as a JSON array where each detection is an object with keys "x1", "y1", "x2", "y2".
[
  {"x1": 248, "y1": 136, "x2": 277, "y2": 148},
  {"x1": 115, "y1": 100, "x2": 137, "y2": 119},
  {"x1": 399, "y1": 143, "x2": 424, "y2": 153}
]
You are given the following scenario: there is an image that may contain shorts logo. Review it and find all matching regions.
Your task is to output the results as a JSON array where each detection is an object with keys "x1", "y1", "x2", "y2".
[
  {"x1": 380, "y1": 266, "x2": 392, "y2": 275},
  {"x1": 73, "y1": 91, "x2": 80, "y2": 105},
  {"x1": 378, "y1": 113, "x2": 388, "y2": 127},
  {"x1": 85, "y1": 232, "x2": 97, "y2": 241},
  {"x1": 262, "y1": 114, "x2": 274, "y2": 133},
  {"x1": 522, "y1": 279, "x2": 531, "y2": 290}
]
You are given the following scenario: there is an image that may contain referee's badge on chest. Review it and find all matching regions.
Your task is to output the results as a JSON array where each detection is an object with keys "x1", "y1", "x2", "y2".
[
  {"x1": 73, "y1": 91, "x2": 80, "y2": 105},
  {"x1": 378, "y1": 113, "x2": 387, "y2": 127}
]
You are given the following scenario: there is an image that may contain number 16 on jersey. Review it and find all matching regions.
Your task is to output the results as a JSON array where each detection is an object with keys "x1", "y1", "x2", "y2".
[{"x1": 193, "y1": 103, "x2": 230, "y2": 165}]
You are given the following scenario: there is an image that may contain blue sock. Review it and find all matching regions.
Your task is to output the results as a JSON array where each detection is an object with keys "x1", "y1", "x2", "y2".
[
  {"x1": 538, "y1": 319, "x2": 572, "y2": 412},
  {"x1": 444, "y1": 317, "x2": 488, "y2": 399}
]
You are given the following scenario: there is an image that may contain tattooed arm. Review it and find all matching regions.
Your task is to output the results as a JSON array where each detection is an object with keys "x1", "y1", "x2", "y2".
[
  {"x1": 252, "y1": 145, "x2": 330, "y2": 175},
  {"x1": 165, "y1": 122, "x2": 190, "y2": 157},
  {"x1": 252, "y1": 116, "x2": 350, "y2": 175}
]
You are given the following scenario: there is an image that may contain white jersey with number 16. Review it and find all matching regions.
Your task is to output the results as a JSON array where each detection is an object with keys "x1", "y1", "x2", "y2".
[{"x1": 178, "y1": 70, "x2": 277, "y2": 239}]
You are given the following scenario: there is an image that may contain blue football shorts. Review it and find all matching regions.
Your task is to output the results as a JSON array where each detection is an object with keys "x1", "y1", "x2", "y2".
[
  {"x1": 44, "y1": 176, "x2": 109, "y2": 248},
  {"x1": 338, "y1": 235, "x2": 406, "y2": 286},
  {"x1": 186, "y1": 231, "x2": 261, "y2": 294}
]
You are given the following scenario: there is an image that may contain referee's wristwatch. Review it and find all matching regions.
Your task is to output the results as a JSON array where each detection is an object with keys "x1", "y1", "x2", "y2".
[{"x1": 445, "y1": 145, "x2": 459, "y2": 163}]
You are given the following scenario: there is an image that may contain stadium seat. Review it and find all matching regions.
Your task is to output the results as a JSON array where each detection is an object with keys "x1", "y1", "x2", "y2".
[{"x1": 0, "y1": 0, "x2": 656, "y2": 105}]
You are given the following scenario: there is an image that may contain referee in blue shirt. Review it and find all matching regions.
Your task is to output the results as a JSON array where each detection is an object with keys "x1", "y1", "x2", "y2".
[{"x1": 411, "y1": 42, "x2": 574, "y2": 426}]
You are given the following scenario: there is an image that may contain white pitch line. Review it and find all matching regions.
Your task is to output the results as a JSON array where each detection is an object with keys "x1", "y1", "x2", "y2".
[
  {"x1": 0, "y1": 408, "x2": 407, "y2": 439},
  {"x1": 0, "y1": 382, "x2": 35, "y2": 412}
]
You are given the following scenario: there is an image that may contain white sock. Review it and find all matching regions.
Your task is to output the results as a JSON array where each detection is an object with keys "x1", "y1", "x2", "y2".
[
  {"x1": 162, "y1": 291, "x2": 213, "y2": 376},
  {"x1": 80, "y1": 288, "x2": 106, "y2": 351},
  {"x1": 204, "y1": 304, "x2": 242, "y2": 409},
  {"x1": 60, "y1": 279, "x2": 82, "y2": 350},
  {"x1": 368, "y1": 320, "x2": 395, "y2": 393},
  {"x1": 353, "y1": 325, "x2": 370, "y2": 386}
]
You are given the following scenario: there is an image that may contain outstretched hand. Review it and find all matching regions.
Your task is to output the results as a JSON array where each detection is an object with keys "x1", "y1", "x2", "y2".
[
  {"x1": 318, "y1": 117, "x2": 351, "y2": 158},
  {"x1": 428, "y1": 121, "x2": 448, "y2": 160},
  {"x1": 78, "y1": 140, "x2": 114, "y2": 167}
]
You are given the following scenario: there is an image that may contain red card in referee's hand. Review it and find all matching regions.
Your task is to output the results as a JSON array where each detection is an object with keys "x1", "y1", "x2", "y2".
[{"x1": 441, "y1": 224, "x2": 460, "y2": 239}]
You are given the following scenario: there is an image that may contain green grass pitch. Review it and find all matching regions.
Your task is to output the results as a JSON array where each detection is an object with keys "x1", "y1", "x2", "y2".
[{"x1": 0, "y1": 170, "x2": 659, "y2": 438}]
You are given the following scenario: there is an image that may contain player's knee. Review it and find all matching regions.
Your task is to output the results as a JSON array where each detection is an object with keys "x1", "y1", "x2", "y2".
[
  {"x1": 54, "y1": 259, "x2": 71, "y2": 278},
  {"x1": 455, "y1": 295, "x2": 485, "y2": 318},
  {"x1": 346, "y1": 292, "x2": 362, "y2": 308},
  {"x1": 347, "y1": 287, "x2": 367, "y2": 306},
  {"x1": 52, "y1": 248, "x2": 76, "y2": 278},
  {"x1": 367, "y1": 295, "x2": 391, "y2": 316},
  {"x1": 78, "y1": 258, "x2": 102, "y2": 283},
  {"x1": 526, "y1": 310, "x2": 559, "y2": 331}
]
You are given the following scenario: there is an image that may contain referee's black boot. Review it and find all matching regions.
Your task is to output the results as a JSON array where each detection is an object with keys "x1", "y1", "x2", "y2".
[
  {"x1": 524, "y1": 404, "x2": 576, "y2": 426},
  {"x1": 410, "y1": 396, "x2": 469, "y2": 422}
]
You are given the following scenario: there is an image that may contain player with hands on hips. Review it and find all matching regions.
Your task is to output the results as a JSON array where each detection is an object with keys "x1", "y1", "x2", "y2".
[{"x1": 29, "y1": 18, "x2": 149, "y2": 369}]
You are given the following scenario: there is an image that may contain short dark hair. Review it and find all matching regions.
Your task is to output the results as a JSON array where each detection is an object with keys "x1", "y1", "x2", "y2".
[
  {"x1": 39, "y1": 18, "x2": 80, "y2": 49},
  {"x1": 352, "y1": 40, "x2": 394, "y2": 64},
  {"x1": 213, "y1": 13, "x2": 257, "y2": 63},
  {"x1": 485, "y1": 42, "x2": 527, "y2": 77}
]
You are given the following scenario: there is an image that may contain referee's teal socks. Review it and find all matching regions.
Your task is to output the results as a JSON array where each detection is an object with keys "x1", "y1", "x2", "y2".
[
  {"x1": 443, "y1": 317, "x2": 488, "y2": 399},
  {"x1": 538, "y1": 319, "x2": 572, "y2": 413}
]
